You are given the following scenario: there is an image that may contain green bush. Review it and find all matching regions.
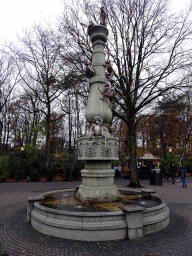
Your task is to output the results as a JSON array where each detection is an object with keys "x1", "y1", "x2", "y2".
[
  {"x1": 8, "y1": 149, "x2": 27, "y2": 180},
  {"x1": 27, "y1": 155, "x2": 44, "y2": 181},
  {"x1": 160, "y1": 154, "x2": 179, "y2": 174},
  {"x1": 182, "y1": 159, "x2": 192, "y2": 175},
  {"x1": 50, "y1": 151, "x2": 84, "y2": 181},
  {"x1": 0, "y1": 155, "x2": 10, "y2": 181},
  {"x1": 70, "y1": 153, "x2": 84, "y2": 180},
  {"x1": 3, "y1": 148, "x2": 84, "y2": 182},
  {"x1": 29, "y1": 168, "x2": 39, "y2": 182},
  {"x1": 182, "y1": 159, "x2": 191, "y2": 169},
  {"x1": 112, "y1": 160, "x2": 123, "y2": 168},
  {"x1": 45, "y1": 166, "x2": 55, "y2": 181},
  {"x1": 63, "y1": 162, "x2": 72, "y2": 181}
]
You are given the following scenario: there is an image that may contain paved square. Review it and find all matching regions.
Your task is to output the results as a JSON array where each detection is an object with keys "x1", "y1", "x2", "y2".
[{"x1": 0, "y1": 177, "x2": 192, "y2": 255}]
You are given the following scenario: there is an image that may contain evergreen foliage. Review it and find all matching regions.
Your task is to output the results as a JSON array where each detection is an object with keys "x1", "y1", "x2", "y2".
[{"x1": 160, "y1": 154, "x2": 180, "y2": 175}]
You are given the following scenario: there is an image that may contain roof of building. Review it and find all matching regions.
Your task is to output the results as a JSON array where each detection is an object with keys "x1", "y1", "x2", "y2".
[{"x1": 139, "y1": 153, "x2": 159, "y2": 160}]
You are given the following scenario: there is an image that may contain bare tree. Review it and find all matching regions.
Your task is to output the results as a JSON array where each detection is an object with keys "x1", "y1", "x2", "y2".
[
  {"x1": 177, "y1": 91, "x2": 192, "y2": 163},
  {"x1": 156, "y1": 91, "x2": 192, "y2": 163},
  {"x1": 59, "y1": 0, "x2": 192, "y2": 186},
  {"x1": 0, "y1": 51, "x2": 20, "y2": 154},
  {"x1": 19, "y1": 83, "x2": 44, "y2": 149},
  {"x1": 9, "y1": 24, "x2": 68, "y2": 166}
]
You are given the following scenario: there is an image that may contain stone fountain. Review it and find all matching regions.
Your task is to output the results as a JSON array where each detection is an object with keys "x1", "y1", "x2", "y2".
[
  {"x1": 27, "y1": 11, "x2": 170, "y2": 241},
  {"x1": 76, "y1": 24, "x2": 121, "y2": 203}
]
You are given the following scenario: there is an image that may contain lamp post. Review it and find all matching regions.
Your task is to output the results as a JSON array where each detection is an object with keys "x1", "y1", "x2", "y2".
[
  {"x1": 169, "y1": 148, "x2": 172, "y2": 176},
  {"x1": 169, "y1": 148, "x2": 172, "y2": 168},
  {"x1": 19, "y1": 146, "x2": 25, "y2": 182},
  {"x1": 169, "y1": 147, "x2": 174, "y2": 184}
]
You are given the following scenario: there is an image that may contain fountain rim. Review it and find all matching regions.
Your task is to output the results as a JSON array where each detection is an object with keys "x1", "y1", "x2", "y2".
[
  {"x1": 28, "y1": 187, "x2": 170, "y2": 241},
  {"x1": 31, "y1": 188, "x2": 166, "y2": 216}
]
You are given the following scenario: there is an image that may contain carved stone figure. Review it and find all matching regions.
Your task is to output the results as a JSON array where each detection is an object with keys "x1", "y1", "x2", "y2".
[
  {"x1": 98, "y1": 82, "x2": 116, "y2": 106},
  {"x1": 85, "y1": 60, "x2": 95, "y2": 78},
  {"x1": 100, "y1": 7, "x2": 107, "y2": 26},
  {"x1": 87, "y1": 22, "x2": 94, "y2": 35},
  {"x1": 90, "y1": 116, "x2": 103, "y2": 137},
  {"x1": 105, "y1": 59, "x2": 114, "y2": 78},
  {"x1": 89, "y1": 117, "x2": 107, "y2": 147}
]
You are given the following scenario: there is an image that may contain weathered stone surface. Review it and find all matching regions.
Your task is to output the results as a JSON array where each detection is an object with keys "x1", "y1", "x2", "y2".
[
  {"x1": 27, "y1": 195, "x2": 44, "y2": 223},
  {"x1": 85, "y1": 30, "x2": 112, "y2": 124},
  {"x1": 76, "y1": 160, "x2": 121, "y2": 202},
  {"x1": 119, "y1": 205, "x2": 144, "y2": 239},
  {"x1": 28, "y1": 188, "x2": 170, "y2": 241},
  {"x1": 140, "y1": 188, "x2": 156, "y2": 198},
  {"x1": 78, "y1": 136, "x2": 119, "y2": 161},
  {"x1": 78, "y1": 24, "x2": 120, "y2": 202}
]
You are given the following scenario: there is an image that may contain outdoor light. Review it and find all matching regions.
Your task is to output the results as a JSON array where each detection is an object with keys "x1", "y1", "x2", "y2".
[
  {"x1": 20, "y1": 147, "x2": 25, "y2": 151},
  {"x1": 169, "y1": 148, "x2": 173, "y2": 174}
]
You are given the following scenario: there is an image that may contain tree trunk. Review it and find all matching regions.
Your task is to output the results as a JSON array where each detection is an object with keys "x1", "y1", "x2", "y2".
[
  {"x1": 46, "y1": 104, "x2": 51, "y2": 168},
  {"x1": 147, "y1": 131, "x2": 149, "y2": 151},
  {"x1": 0, "y1": 121, "x2": 2, "y2": 155},
  {"x1": 75, "y1": 93, "x2": 81, "y2": 138},
  {"x1": 125, "y1": 130, "x2": 129, "y2": 156},
  {"x1": 68, "y1": 97, "x2": 72, "y2": 152},
  {"x1": 32, "y1": 117, "x2": 38, "y2": 151},
  {"x1": 128, "y1": 120, "x2": 141, "y2": 188},
  {"x1": 5, "y1": 121, "x2": 10, "y2": 153},
  {"x1": 160, "y1": 126, "x2": 166, "y2": 159},
  {"x1": 180, "y1": 141, "x2": 187, "y2": 165}
]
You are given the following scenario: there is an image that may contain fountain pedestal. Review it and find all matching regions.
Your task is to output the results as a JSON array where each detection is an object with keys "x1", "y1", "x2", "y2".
[
  {"x1": 76, "y1": 156, "x2": 121, "y2": 203},
  {"x1": 77, "y1": 132, "x2": 121, "y2": 202},
  {"x1": 76, "y1": 25, "x2": 121, "y2": 203}
]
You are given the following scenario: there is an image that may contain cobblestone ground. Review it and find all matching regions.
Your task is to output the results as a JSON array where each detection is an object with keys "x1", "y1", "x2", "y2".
[{"x1": 0, "y1": 178, "x2": 192, "y2": 256}]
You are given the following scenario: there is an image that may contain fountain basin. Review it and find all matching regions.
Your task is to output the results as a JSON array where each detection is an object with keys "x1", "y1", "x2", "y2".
[{"x1": 27, "y1": 188, "x2": 170, "y2": 241}]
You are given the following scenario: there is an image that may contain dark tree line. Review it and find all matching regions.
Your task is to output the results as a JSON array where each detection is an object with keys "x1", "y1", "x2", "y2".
[
  {"x1": 135, "y1": 90, "x2": 192, "y2": 163},
  {"x1": 1, "y1": 0, "x2": 192, "y2": 186},
  {"x1": 1, "y1": 25, "x2": 88, "y2": 166},
  {"x1": 57, "y1": 0, "x2": 192, "y2": 186}
]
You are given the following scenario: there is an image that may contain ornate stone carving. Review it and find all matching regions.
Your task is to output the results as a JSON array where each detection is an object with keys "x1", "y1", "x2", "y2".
[
  {"x1": 114, "y1": 142, "x2": 119, "y2": 157},
  {"x1": 100, "y1": 141, "x2": 111, "y2": 157},
  {"x1": 78, "y1": 136, "x2": 119, "y2": 160},
  {"x1": 85, "y1": 141, "x2": 97, "y2": 157},
  {"x1": 77, "y1": 142, "x2": 83, "y2": 157}
]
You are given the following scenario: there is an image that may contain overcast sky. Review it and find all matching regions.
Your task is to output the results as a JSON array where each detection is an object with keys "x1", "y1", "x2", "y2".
[
  {"x1": 0, "y1": 0, "x2": 63, "y2": 45},
  {"x1": 0, "y1": 0, "x2": 189, "y2": 46}
]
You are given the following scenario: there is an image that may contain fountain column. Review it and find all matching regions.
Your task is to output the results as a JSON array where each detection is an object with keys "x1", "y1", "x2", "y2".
[{"x1": 76, "y1": 25, "x2": 121, "y2": 203}]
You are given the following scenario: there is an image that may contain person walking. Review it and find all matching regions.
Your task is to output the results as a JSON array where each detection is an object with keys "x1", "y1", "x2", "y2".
[
  {"x1": 178, "y1": 165, "x2": 187, "y2": 187},
  {"x1": 171, "y1": 164, "x2": 176, "y2": 184},
  {"x1": 117, "y1": 165, "x2": 121, "y2": 179},
  {"x1": 175, "y1": 173, "x2": 179, "y2": 181},
  {"x1": 113, "y1": 165, "x2": 118, "y2": 179}
]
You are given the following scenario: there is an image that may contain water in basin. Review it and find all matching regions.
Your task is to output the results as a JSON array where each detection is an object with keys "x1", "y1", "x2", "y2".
[{"x1": 41, "y1": 191, "x2": 160, "y2": 212}]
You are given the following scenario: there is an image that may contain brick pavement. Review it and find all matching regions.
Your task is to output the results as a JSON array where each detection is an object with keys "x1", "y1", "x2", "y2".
[{"x1": 0, "y1": 177, "x2": 192, "y2": 256}]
